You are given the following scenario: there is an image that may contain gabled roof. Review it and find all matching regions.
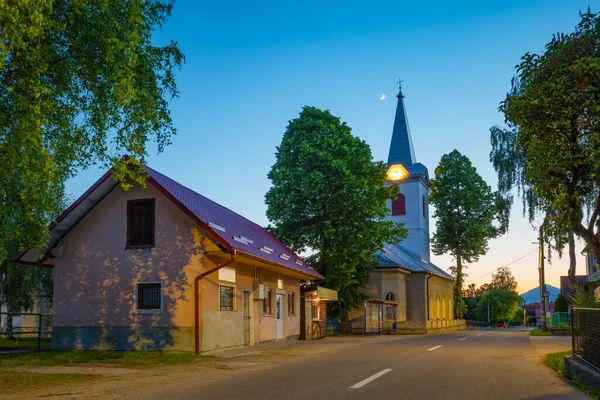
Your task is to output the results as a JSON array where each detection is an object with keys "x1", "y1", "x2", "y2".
[
  {"x1": 375, "y1": 243, "x2": 455, "y2": 281},
  {"x1": 387, "y1": 88, "x2": 416, "y2": 167},
  {"x1": 14, "y1": 166, "x2": 323, "y2": 280}
]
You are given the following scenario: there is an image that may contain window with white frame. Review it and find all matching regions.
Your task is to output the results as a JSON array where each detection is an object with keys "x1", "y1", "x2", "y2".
[
  {"x1": 219, "y1": 285, "x2": 235, "y2": 311},
  {"x1": 311, "y1": 303, "x2": 319, "y2": 320},
  {"x1": 288, "y1": 292, "x2": 296, "y2": 315},
  {"x1": 136, "y1": 282, "x2": 162, "y2": 313}
]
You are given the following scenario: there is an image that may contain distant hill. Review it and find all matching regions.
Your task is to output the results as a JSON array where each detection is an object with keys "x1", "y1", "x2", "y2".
[{"x1": 520, "y1": 285, "x2": 560, "y2": 304}]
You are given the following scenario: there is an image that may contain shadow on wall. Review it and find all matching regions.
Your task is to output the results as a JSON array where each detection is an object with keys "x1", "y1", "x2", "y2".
[{"x1": 53, "y1": 206, "x2": 206, "y2": 351}]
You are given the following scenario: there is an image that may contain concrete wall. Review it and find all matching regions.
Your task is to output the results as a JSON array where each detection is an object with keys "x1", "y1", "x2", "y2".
[
  {"x1": 51, "y1": 183, "x2": 302, "y2": 352},
  {"x1": 428, "y1": 275, "x2": 454, "y2": 320}
]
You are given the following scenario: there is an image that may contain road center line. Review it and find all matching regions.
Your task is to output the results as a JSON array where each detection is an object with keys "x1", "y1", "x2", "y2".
[
  {"x1": 477, "y1": 334, "x2": 482, "y2": 336},
  {"x1": 459, "y1": 338, "x2": 467, "y2": 341},
  {"x1": 350, "y1": 369, "x2": 392, "y2": 389},
  {"x1": 427, "y1": 345, "x2": 442, "y2": 351}
]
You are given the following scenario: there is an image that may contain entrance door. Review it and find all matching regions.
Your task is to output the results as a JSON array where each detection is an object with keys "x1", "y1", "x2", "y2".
[
  {"x1": 243, "y1": 291, "x2": 250, "y2": 345},
  {"x1": 276, "y1": 294, "x2": 284, "y2": 339}
]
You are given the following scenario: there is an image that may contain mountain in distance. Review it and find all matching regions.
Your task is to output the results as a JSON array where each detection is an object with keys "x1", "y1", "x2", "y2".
[{"x1": 520, "y1": 285, "x2": 560, "y2": 304}]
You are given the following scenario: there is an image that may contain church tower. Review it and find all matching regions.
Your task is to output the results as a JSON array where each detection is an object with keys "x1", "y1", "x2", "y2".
[{"x1": 385, "y1": 83, "x2": 431, "y2": 261}]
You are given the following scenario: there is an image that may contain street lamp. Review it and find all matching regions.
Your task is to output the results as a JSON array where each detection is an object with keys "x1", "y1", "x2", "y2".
[{"x1": 530, "y1": 226, "x2": 547, "y2": 332}]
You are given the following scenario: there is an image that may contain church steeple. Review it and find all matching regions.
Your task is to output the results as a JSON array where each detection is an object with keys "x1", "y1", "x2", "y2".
[{"x1": 387, "y1": 80, "x2": 416, "y2": 167}]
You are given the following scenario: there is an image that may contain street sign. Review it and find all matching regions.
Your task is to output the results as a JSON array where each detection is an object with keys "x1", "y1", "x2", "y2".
[{"x1": 543, "y1": 291, "x2": 550, "y2": 297}]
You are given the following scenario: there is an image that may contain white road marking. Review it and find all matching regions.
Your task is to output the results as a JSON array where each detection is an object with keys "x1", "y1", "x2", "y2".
[
  {"x1": 477, "y1": 334, "x2": 483, "y2": 336},
  {"x1": 459, "y1": 338, "x2": 467, "y2": 341},
  {"x1": 427, "y1": 345, "x2": 442, "y2": 351},
  {"x1": 350, "y1": 369, "x2": 393, "y2": 389}
]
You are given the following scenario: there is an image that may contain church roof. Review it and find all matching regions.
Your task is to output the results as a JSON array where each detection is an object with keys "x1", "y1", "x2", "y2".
[
  {"x1": 376, "y1": 243, "x2": 455, "y2": 281},
  {"x1": 387, "y1": 87, "x2": 416, "y2": 167}
]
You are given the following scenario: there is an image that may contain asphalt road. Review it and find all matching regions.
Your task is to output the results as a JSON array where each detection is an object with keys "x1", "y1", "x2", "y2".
[{"x1": 146, "y1": 330, "x2": 588, "y2": 400}]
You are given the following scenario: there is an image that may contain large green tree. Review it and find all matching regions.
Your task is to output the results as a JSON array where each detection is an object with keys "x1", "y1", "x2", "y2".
[
  {"x1": 265, "y1": 106, "x2": 407, "y2": 320},
  {"x1": 475, "y1": 288, "x2": 522, "y2": 324},
  {"x1": 0, "y1": 0, "x2": 184, "y2": 261},
  {"x1": 491, "y1": 10, "x2": 600, "y2": 271},
  {"x1": 490, "y1": 266, "x2": 518, "y2": 293},
  {"x1": 430, "y1": 150, "x2": 509, "y2": 319}
]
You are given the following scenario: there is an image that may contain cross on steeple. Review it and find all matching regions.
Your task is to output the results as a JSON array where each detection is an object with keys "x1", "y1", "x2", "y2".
[{"x1": 397, "y1": 78, "x2": 403, "y2": 89}]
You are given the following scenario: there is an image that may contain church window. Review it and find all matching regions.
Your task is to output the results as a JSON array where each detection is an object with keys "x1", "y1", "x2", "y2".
[
  {"x1": 422, "y1": 195, "x2": 426, "y2": 218},
  {"x1": 392, "y1": 194, "x2": 406, "y2": 216},
  {"x1": 385, "y1": 292, "x2": 395, "y2": 301}
]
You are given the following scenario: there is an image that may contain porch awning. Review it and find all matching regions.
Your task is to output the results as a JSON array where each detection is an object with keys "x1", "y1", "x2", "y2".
[{"x1": 316, "y1": 286, "x2": 338, "y2": 301}]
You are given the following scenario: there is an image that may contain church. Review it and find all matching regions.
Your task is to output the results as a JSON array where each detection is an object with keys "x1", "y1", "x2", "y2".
[{"x1": 348, "y1": 84, "x2": 466, "y2": 334}]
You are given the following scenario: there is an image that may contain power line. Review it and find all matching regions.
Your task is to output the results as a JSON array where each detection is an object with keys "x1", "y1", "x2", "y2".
[{"x1": 464, "y1": 248, "x2": 538, "y2": 283}]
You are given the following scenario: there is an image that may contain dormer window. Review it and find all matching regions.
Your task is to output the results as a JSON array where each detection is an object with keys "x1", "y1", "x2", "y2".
[
  {"x1": 391, "y1": 193, "x2": 406, "y2": 216},
  {"x1": 127, "y1": 199, "x2": 155, "y2": 248}
]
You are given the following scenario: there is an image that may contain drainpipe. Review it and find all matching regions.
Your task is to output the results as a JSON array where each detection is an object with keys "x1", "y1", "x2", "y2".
[
  {"x1": 194, "y1": 249, "x2": 236, "y2": 354},
  {"x1": 426, "y1": 273, "x2": 432, "y2": 321}
]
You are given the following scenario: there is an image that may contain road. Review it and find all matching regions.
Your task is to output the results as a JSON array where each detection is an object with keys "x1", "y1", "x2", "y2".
[
  {"x1": 154, "y1": 330, "x2": 588, "y2": 400},
  {"x1": 13, "y1": 330, "x2": 589, "y2": 399}
]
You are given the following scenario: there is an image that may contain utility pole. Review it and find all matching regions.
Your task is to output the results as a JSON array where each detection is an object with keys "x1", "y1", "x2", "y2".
[{"x1": 538, "y1": 225, "x2": 547, "y2": 332}]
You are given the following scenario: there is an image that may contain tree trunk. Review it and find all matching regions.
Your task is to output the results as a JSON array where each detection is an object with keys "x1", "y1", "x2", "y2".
[
  {"x1": 454, "y1": 255, "x2": 463, "y2": 320},
  {"x1": 568, "y1": 231, "x2": 576, "y2": 284}
]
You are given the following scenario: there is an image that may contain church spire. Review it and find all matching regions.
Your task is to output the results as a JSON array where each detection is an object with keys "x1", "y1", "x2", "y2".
[{"x1": 387, "y1": 79, "x2": 416, "y2": 167}]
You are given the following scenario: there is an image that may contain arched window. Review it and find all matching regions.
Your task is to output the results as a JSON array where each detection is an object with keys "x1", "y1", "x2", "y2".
[
  {"x1": 392, "y1": 193, "x2": 406, "y2": 216},
  {"x1": 422, "y1": 195, "x2": 426, "y2": 218},
  {"x1": 385, "y1": 292, "x2": 395, "y2": 301}
]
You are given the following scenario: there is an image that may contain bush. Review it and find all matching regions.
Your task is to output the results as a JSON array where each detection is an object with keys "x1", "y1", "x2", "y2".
[{"x1": 555, "y1": 294, "x2": 569, "y2": 313}]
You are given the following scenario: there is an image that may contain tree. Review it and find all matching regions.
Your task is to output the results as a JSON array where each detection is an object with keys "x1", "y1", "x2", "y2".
[
  {"x1": 475, "y1": 288, "x2": 522, "y2": 324},
  {"x1": 491, "y1": 10, "x2": 600, "y2": 271},
  {"x1": 265, "y1": 106, "x2": 407, "y2": 320},
  {"x1": 464, "y1": 283, "x2": 477, "y2": 298},
  {"x1": 0, "y1": 0, "x2": 184, "y2": 261},
  {"x1": 554, "y1": 293, "x2": 569, "y2": 313},
  {"x1": 490, "y1": 266, "x2": 518, "y2": 293},
  {"x1": 429, "y1": 150, "x2": 509, "y2": 319}
]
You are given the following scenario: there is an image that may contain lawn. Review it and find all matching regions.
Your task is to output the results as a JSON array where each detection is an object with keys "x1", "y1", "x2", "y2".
[
  {"x1": 0, "y1": 350, "x2": 214, "y2": 368},
  {"x1": 0, "y1": 369, "x2": 100, "y2": 393},
  {"x1": 529, "y1": 328, "x2": 552, "y2": 336},
  {"x1": 543, "y1": 350, "x2": 571, "y2": 375},
  {"x1": 0, "y1": 336, "x2": 51, "y2": 349}
]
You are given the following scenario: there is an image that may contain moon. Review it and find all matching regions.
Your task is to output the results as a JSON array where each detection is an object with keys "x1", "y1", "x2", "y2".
[{"x1": 380, "y1": 94, "x2": 386, "y2": 100}]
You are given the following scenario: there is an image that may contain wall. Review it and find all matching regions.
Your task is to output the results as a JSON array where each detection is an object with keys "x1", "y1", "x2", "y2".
[
  {"x1": 427, "y1": 275, "x2": 454, "y2": 320},
  {"x1": 365, "y1": 269, "x2": 408, "y2": 321}
]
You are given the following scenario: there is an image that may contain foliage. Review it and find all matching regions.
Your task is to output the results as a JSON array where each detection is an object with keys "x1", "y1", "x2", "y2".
[
  {"x1": 0, "y1": 0, "x2": 184, "y2": 261},
  {"x1": 569, "y1": 284, "x2": 600, "y2": 308},
  {"x1": 463, "y1": 283, "x2": 477, "y2": 298},
  {"x1": 462, "y1": 296, "x2": 480, "y2": 320},
  {"x1": 490, "y1": 266, "x2": 518, "y2": 293},
  {"x1": 475, "y1": 288, "x2": 522, "y2": 323},
  {"x1": 544, "y1": 350, "x2": 571, "y2": 375},
  {"x1": 430, "y1": 150, "x2": 509, "y2": 319},
  {"x1": 265, "y1": 106, "x2": 407, "y2": 320},
  {"x1": 491, "y1": 10, "x2": 600, "y2": 262},
  {"x1": 475, "y1": 283, "x2": 491, "y2": 297},
  {"x1": 554, "y1": 293, "x2": 569, "y2": 312}
]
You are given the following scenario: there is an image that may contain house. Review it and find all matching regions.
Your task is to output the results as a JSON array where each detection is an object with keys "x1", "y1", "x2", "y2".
[
  {"x1": 14, "y1": 166, "x2": 323, "y2": 353},
  {"x1": 348, "y1": 84, "x2": 466, "y2": 334}
]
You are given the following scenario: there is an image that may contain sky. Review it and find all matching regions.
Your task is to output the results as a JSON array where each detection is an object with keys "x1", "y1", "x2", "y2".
[{"x1": 66, "y1": 0, "x2": 597, "y2": 294}]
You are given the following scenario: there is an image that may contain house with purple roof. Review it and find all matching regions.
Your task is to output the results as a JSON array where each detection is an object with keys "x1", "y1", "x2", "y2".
[{"x1": 14, "y1": 165, "x2": 323, "y2": 353}]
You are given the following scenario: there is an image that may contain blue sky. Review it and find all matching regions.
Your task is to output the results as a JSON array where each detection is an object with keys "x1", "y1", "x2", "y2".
[{"x1": 68, "y1": 0, "x2": 595, "y2": 293}]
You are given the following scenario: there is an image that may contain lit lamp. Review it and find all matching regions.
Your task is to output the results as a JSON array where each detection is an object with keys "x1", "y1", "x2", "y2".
[{"x1": 387, "y1": 164, "x2": 408, "y2": 181}]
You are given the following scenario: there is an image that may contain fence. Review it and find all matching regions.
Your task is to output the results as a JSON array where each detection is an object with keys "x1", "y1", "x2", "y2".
[
  {"x1": 548, "y1": 312, "x2": 570, "y2": 328},
  {"x1": 0, "y1": 312, "x2": 53, "y2": 351},
  {"x1": 571, "y1": 308, "x2": 600, "y2": 370}
]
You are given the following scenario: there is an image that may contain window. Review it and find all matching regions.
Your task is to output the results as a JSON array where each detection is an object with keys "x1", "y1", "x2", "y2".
[
  {"x1": 127, "y1": 199, "x2": 155, "y2": 248},
  {"x1": 288, "y1": 292, "x2": 296, "y2": 315},
  {"x1": 263, "y1": 287, "x2": 272, "y2": 314},
  {"x1": 391, "y1": 193, "x2": 406, "y2": 216},
  {"x1": 385, "y1": 292, "x2": 395, "y2": 301},
  {"x1": 219, "y1": 286, "x2": 235, "y2": 311},
  {"x1": 311, "y1": 303, "x2": 319, "y2": 320},
  {"x1": 422, "y1": 195, "x2": 426, "y2": 218},
  {"x1": 136, "y1": 283, "x2": 162, "y2": 313}
]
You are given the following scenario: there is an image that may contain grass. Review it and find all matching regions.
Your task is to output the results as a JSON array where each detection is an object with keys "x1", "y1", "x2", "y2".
[
  {"x1": 0, "y1": 369, "x2": 100, "y2": 392},
  {"x1": 543, "y1": 350, "x2": 600, "y2": 400},
  {"x1": 0, "y1": 350, "x2": 214, "y2": 368},
  {"x1": 529, "y1": 328, "x2": 552, "y2": 336},
  {"x1": 0, "y1": 336, "x2": 51, "y2": 349}
]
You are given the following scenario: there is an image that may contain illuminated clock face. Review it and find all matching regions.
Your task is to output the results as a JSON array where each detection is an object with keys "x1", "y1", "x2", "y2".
[{"x1": 387, "y1": 164, "x2": 408, "y2": 181}]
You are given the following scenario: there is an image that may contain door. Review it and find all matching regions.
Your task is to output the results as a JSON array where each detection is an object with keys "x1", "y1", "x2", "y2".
[
  {"x1": 243, "y1": 291, "x2": 250, "y2": 345},
  {"x1": 276, "y1": 294, "x2": 284, "y2": 339}
]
